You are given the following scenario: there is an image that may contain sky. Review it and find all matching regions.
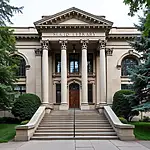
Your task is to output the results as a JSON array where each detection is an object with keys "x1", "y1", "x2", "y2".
[{"x1": 10, "y1": 0, "x2": 142, "y2": 27}]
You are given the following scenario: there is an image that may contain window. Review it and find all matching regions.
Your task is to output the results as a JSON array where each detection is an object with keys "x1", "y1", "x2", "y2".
[
  {"x1": 56, "y1": 84, "x2": 61, "y2": 103},
  {"x1": 88, "y1": 53, "x2": 93, "y2": 73},
  {"x1": 88, "y1": 84, "x2": 93, "y2": 103},
  {"x1": 121, "y1": 56, "x2": 138, "y2": 76},
  {"x1": 12, "y1": 56, "x2": 26, "y2": 77},
  {"x1": 14, "y1": 85, "x2": 26, "y2": 98},
  {"x1": 69, "y1": 53, "x2": 79, "y2": 73},
  {"x1": 55, "y1": 54, "x2": 61, "y2": 73}
]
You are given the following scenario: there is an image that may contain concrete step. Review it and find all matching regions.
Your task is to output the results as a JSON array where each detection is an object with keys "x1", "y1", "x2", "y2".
[
  {"x1": 37, "y1": 126, "x2": 113, "y2": 130},
  {"x1": 39, "y1": 124, "x2": 111, "y2": 127},
  {"x1": 36, "y1": 129, "x2": 115, "y2": 132},
  {"x1": 31, "y1": 136, "x2": 118, "y2": 140},
  {"x1": 42, "y1": 120, "x2": 109, "y2": 124},
  {"x1": 33, "y1": 132, "x2": 117, "y2": 136},
  {"x1": 40, "y1": 122, "x2": 109, "y2": 124}
]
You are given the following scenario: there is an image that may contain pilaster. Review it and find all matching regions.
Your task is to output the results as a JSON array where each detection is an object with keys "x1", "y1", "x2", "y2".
[{"x1": 35, "y1": 48, "x2": 42, "y2": 100}]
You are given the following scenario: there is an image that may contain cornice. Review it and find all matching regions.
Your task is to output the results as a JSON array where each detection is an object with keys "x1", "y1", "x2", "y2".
[
  {"x1": 36, "y1": 24, "x2": 111, "y2": 30},
  {"x1": 15, "y1": 34, "x2": 40, "y2": 39},
  {"x1": 108, "y1": 34, "x2": 140, "y2": 39}
]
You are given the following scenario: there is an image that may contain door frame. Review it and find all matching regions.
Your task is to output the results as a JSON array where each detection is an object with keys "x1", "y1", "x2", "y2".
[{"x1": 68, "y1": 80, "x2": 81, "y2": 109}]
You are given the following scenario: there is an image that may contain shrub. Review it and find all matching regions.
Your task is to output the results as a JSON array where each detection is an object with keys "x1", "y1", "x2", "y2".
[
  {"x1": 119, "y1": 117, "x2": 128, "y2": 124},
  {"x1": 142, "y1": 116, "x2": 150, "y2": 122},
  {"x1": 11, "y1": 93, "x2": 41, "y2": 121},
  {"x1": 0, "y1": 117, "x2": 20, "y2": 124},
  {"x1": 112, "y1": 90, "x2": 139, "y2": 121}
]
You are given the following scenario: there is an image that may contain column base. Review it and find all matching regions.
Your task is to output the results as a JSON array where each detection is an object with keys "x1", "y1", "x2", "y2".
[
  {"x1": 59, "y1": 103, "x2": 68, "y2": 110},
  {"x1": 81, "y1": 103, "x2": 90, "y2": 110},
  {"x1": 96, "y1": 103, "x2": 107, "y2": 114},
  {"x1": 42, "y1": 103, "x2": 53, "y2": 114}
]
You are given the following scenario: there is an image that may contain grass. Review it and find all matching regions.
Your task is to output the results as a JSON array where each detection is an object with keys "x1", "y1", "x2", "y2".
[
  {"x1": 130, "y1": 122, "x2": 150, "y2": 140},
  {"x1": 0, "y1": 124, "x2": 17, "y2": 142}
]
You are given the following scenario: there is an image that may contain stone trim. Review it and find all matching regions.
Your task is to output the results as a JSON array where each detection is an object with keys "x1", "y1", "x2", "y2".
[
  {"x1": 35, "y1": 48, "x2": 42, "y2": 56},
  {"x1": 106, "y1": 48, "x2": 113, "y2": 56},
  {"x1": 34, "y1": 7, "x2": 113, "y2": 27},
  {"x1": 103, "y1": 106, "x2": 135, "y2": 141}
]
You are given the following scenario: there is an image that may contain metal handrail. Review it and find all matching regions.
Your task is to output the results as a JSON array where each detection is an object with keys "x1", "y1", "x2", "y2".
[{"x1": 73, "y1": 100, "x2": 75, "y2": 138}]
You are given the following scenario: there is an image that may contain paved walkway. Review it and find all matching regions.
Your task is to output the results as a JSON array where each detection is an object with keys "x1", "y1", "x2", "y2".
[{"x1": 0, "y1": 140, "x2": 150, "y2": 150}]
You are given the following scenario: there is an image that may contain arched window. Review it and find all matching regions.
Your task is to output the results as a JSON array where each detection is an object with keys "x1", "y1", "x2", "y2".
[
  {"x1": 121, "y1": 56, "x2": 138, "y2": 76},
  {"x1": 12, "y1": 55, "x2": 26, "y2": 77}
]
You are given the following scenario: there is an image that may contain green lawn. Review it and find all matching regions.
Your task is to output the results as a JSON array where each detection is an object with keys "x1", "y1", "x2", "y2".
[
  {"x1": 0, "y1": 124, "x2": 17, "y2": 142},
  {"x1": 130, "y1": 122, "x2": 150, "y2": 140}
]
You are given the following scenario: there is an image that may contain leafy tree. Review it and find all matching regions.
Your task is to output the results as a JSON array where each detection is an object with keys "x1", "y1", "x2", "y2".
[
  {"x1": 123, "y1": 0, "x2": 150, "y2": 36},
  {"x1": 0, "y1": 0, "x2": 23, "y2": 110},
  {"x1": 127, "y1": 16, "x2": 150, "y2": 112}
]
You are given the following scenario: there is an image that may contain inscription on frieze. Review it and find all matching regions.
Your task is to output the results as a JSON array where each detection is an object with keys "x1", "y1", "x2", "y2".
[{"x1": 52, "y1": 32, "x2": 96, "y2": 36}]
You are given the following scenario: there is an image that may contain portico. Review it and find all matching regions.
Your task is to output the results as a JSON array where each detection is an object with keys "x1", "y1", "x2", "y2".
[
  {"x1": 40, "y1": 39, "x2": 107, "y2": 110},
  {"x1": 33, "y1": 7, "x2": 114, "y2": 110}
]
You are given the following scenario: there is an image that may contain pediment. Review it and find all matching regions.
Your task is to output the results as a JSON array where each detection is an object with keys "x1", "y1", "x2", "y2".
[
  {"x1": 59, "y1": 18, "x2": 88, "y2": 24},
  {"x1": 34, "y1": 7, "x2": 113, "y2": 27}
]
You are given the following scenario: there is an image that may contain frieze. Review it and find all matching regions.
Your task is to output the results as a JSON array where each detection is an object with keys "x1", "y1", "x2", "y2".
[{"x1": 52, "y1": 32, "x2": 96, "y2": 37}]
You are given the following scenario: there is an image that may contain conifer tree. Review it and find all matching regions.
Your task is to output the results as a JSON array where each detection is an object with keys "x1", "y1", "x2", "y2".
[
  {"x1": 0, "y1": 0, "x2": 23, "y2": 110},
  {"x1": 128, "y1": 15, "x2": 150, "y2": 112}
]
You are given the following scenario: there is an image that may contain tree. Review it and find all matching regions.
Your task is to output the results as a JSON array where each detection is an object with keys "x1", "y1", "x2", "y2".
[
  {"x1": 0, "y1": 0, "x2": 23, "y2": 110},
  {"x1": 123, "y1": 0, "x2": 150, "y2": 36},
  {"x1": 127, "y1": 16, "x2": 150, "y2": 112}
]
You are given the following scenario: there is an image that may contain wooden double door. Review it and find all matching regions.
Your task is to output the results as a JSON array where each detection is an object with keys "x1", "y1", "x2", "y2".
[{"x1": 69, "y1": 83, "x2": 80, "y2": 108}]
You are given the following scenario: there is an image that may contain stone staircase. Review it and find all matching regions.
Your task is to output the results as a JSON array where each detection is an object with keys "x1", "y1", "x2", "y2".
[{"x1": 31, "y1": 110, "x2": 118, "y2": 140}]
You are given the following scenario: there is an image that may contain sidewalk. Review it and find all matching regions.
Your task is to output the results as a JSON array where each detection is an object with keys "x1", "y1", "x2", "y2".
[{"x1": 0, "y1": 140, "x2": 149, "y2": 150}]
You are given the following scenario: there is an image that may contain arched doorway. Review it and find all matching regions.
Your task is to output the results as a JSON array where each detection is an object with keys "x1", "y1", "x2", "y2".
[{"x1": 69, "y1": 83, "x2": 80, "y2": 108}]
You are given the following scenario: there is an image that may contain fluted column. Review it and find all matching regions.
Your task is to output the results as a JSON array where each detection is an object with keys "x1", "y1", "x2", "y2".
[
  {"x1": 41, "y1": 40, "x2": 49, "y2": 104},
  {"x1": 81, "y1": 40, "x2": 89, "y2": 110},
  {"x1": 99, "y1": 40, "x2": 107, "y2": 105},
  {"x1": 59, "y1": 40, "x2": 68, "y2": 110}
]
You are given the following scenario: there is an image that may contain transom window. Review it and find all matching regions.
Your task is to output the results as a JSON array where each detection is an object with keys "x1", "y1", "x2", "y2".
[
  {"x1": 69, "y1": 53, "x2": 79, "y2": 73},
  {"x1": 121, "y1": 56, "x2": 138, "y2": 76},
  {"x1": 55, "y1": 54, "x2": 61, "y2": 73},
  {"x1": 87, "y1": 53, "x2": 93, "y2": 73}
]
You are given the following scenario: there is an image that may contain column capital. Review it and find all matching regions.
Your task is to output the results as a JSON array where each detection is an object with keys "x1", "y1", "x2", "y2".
[
  {"x1": 106, "y1": 48, "x2": 114, "y2": 56},
  {"x1": 41, "y1": 40, "x2": 49, "y2": 50},
  {"x1": 59, "y1": 40, "x2": 67, "y2": 50},
  {"x1": 98, "y1": 40, "x2": 107, "y2": 49},
  {"x1": 35, "y1": 48, "x2": 42, "y2": 56},
  {"x1": 81, "y1": 40, "x2": 89, "y2": 50}
]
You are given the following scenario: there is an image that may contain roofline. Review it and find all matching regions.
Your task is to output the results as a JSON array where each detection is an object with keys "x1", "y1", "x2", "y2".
[{"x1": 34, "y1": 7, "x2": 113, "y2": 26}]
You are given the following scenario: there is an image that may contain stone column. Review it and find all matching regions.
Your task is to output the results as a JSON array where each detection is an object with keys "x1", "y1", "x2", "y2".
[
  {"x1": 99, "y1": 40, "x2": 107, "y2": 106},
  {"x1": 41, "y1": 40, "x2": 49, "y2": 105},
  {"x1": 59, "y1": 40, "x2": 68, "y2": 110},
  {"x1": 81, "y1": 40, "x2": 89, "y2": 110}
]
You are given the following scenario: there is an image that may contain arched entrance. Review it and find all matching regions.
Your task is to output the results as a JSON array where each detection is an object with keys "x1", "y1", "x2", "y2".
[{"x1": 69, "y1": 83, "x2": 80, "y2": 108}]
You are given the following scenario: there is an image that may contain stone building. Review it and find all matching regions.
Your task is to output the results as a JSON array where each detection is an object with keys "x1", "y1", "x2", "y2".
[{"x1": 14, "y1": 7, "x2": 140, "y2": 110}]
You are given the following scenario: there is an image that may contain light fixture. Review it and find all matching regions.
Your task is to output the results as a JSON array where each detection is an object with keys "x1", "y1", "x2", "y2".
[{"x1": 73, "y1": 44, "x2": 76, "y2": 53}]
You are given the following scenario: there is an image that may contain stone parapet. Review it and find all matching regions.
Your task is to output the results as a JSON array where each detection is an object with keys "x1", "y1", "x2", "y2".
[{"x1": 103, "y1": 106, "x2": 135, "y2": 141}]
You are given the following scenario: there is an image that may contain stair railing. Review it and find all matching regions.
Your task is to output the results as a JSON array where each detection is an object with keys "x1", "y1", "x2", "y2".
[{"x1": 73, "y1": 99, "x2": 75, "y2": 138}]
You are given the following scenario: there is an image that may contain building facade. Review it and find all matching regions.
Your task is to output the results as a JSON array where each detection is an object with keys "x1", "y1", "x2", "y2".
[{"x1": 14, "y1": 7, "x2": 140, "y2": 110}]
